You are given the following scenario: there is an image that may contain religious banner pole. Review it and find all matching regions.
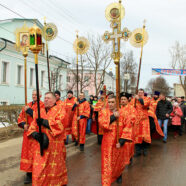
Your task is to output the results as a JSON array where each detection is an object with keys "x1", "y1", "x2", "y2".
[
  {"x1": 76, "y1": 31, "x2": 80, "y2": 144},
  {"x1": 46, "y1": 39, "x2": 51, "y2": 91},
  {"x1": 73, "y1": 32, "x2": 90, "y2": 145},
  {"x1": 129, "y1": 20, "x2": 149, "y2": 107},
  {"x1": 29, "y1": 24, "x2": 43, "y2": 155},
  {"x1": 15, "y1": 23, "x2": 29, "y2": 127},
  {"x1": 43, "y1": 18, "x2": 58, "y2": 91},
  {"x1": 136, "y1": 21, "x2": 145, "y2": 94},
  {"x1": 23, "y1": 49, "x2": 28, "y2": 118},
  {"x1": 103, "y1": 85, "x2": 107, "y2": 108}
]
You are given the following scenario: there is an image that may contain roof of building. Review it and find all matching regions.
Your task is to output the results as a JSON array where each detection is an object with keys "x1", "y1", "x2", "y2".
[
  {"x1": 49, "y1": 55, "x2": 70, "y2": 65},
  {"x1": 0, "y1": 18, "x2": 43, "y2": 28},
  {"x1": 0, "y1": 38, "x2": 70, "y2": 65}
]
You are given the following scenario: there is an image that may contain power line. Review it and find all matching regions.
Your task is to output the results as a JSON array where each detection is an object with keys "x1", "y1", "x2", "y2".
[
  {"x1": 0, "y1": 2, "x2": 74, "y2": 45},
  {"x1": 46, "y1": 0, "x2": 82, "y2": 26},
  {"x1": 0, "y1": 3, "x2": 25, "y2": 19},
  {"x1": 0, "y1": 25, "x2": 71, "y2": 59},
  {"x1": 21, "y1": 0, "x2": 76, "y2": 36}
]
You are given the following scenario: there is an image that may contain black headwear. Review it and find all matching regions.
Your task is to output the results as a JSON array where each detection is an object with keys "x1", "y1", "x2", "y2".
[
  {"x1": 67, "y1": 90, "x2": 73, "y2": 94},
  {"x1": 120, "y1": 92, "x2": 131, "y2": 99},
  {"x1": 100, "y1": 90, "x2": 104, "y2": 95},
  {"x1": 54, "y1": 90, "x2": 61, "y2": 97},
  {"x1": 107, "y1": 91, "x2": 114, "y2": 96},
  {"x1": 154, "y1": 91, "x2": 160, "y2": 96}
]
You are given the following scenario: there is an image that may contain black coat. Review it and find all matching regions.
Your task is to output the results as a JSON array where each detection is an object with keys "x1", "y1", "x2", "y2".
[
  {"x1": 180, "y1": 101, "x2": 186, "y2": 119},
  {"x1": 156, "y1": 99, "x2": 173, "y2": 120}
]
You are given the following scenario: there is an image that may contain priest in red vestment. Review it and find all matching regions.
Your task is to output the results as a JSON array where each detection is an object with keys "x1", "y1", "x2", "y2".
[
  {"x1": 99, "y1": 95, "x2": 133, "y2": 186},
  {"x1": 63, "y1": 90, "x2": 77, "y2": 144},
  {"x1": 120, "y1": 92, "x2": 136, "y2": 165},
  {"x1": 27, "y1": 92, "x2": 67, "y2": 186},
  {"x1": 92, "y1": 90, "x2": 107, "y2": 144},
  {"x1": 18, "y1": 90, "x2": 44, "y2": 184},
  {"x1": 54, "y1": 90, "x2": 64, "y2": 106},
  {"x1": 130, "y1": 89, "x2": 151, "y2": 157},
  {"x1": 72, "y1": 92, "x2": 90, "y2": 151},
  {"x1": 148, "y1": 91, "x2": 164, "y2": 138}
]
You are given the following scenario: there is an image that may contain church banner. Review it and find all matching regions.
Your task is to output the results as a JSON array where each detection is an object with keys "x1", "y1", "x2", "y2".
[{"x1": 152, "y1": 68, "x2": 186, "y2": 76}]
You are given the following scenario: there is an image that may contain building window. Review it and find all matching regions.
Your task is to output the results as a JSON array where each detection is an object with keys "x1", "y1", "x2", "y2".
[
  {"x1": 41, "y1": 70, "x2": 45, "y2": 88},
  {"x1": 40, "y1": 43, "x2": 45, "y2": 55},
  {"x1": 17, "y1": 65, "x2": 23, "y2": 85},
  {"x1": 0, "y1": 101, "x2": 8, "y2": 105},
  {"x1": 59, "y1": 75, "x2": 63, "y2": 90},
  {"x1": 30, "y1": 68, "x2": 34, "y2": 87},
  {"x1": 1, "y1": 62, "x2": 8, "y2": 83},
  {"x1": 67, "y1": 76, "x2": 70, "y2": 82}
]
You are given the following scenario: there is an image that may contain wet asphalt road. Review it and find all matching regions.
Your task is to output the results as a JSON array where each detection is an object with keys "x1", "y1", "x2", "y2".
[
  {"x1": 67, "y1": 134, "x2": 186, "y2": 186},
  {"x1": 1, "y1": 133, "x2": 186, "y2": 186}
]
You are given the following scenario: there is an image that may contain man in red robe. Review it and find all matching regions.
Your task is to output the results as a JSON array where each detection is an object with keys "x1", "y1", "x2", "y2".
[
  {"x1": 63, "y1": 90, "x2": 76, "y2": 144},
  {"x1": 72, "y1": 92, "x2": 90, "y2": 151},
  {"x1": 120, "y1": 92, "x2": 136, "y2": 165},
  {"x1": 18, "y1": 90, "x2": 44, "y2": 184},
  {"x1": 130, "y1": 89, "x2": 151, "y2": 157},
  {"x1": 27, "y1": 92, "x2": 67, "y2": 186},
  {"x1": 99, "y1": 95, "x2": 133, "y2": 186},
  {"x1": 148, "y1": 91, "x2": 164, "y2": 138},
  {"x1": 92, "y1": 90, "x2": 107, "y2": 144},
  {"x1": 54, "y1": 90, "x2": 64, "y2": 106}
]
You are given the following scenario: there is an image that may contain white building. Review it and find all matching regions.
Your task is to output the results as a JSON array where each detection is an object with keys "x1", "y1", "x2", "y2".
[{"x1": 0, "y1": 18, "x2": 70, "y2": 105}]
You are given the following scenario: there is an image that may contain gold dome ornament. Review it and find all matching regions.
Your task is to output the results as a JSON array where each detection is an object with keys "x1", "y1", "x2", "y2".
[
  {"x1": 43, "y1": 22, "x2": 58, "y2": 41},
  {"x1": 105, "y1": 2, "x2": 125, "y2": 22},
  {"x1": 73, "y1": 36, "x2": 90, "y2": 55},
  {"x1": 129, "y1": 21, "x2": 148, "y2": 48}
]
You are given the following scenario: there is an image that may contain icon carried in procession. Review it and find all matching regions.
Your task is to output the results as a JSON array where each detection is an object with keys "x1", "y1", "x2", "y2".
[
  {"x1": 43, "y1": 18, "x2": 58, "y2": 91},
  {"x1": 15, "y1": 22, "x2": 30, "y2": 128},
  {"x1": 43, "y1": 22, "x2": 58, "y2": 41},
  {"x1": 15, "y1": 22, "x2": 30, "y2": 53},
  {"x1": 16, "y1": 23, "x2": 44, "y2": 156},
  {"x1": 73, "y1": 31, "x2": 90, "y2": 145}
]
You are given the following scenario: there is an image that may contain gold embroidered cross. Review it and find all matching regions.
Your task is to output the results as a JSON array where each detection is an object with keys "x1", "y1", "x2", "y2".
[
  {"x1": 50, "y1": 160, "x2": 57, "y2": 168},
  {"x1": 52, "y1": 150, "x2": 58, "y2": 158}
]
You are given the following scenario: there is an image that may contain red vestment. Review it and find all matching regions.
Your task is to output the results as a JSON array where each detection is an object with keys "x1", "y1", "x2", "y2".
[
  {"x1": 120, "y1": 104, "x2": 136, "y2": 165},
  {"x1": 56, "y1": 99, "x2": 64, "y2": 107},
  {"x1": 91, "y1": 99, "x2": 108, "y2": 135},
  {"x1": 148, "y1": 98, "x2": 164, "y2": 138},
  {"x1": 17, "y1": 101, "x2": 44, "y2": 172},
  {"x1": 27, "y1": 105, "x2": 67, "y2": 186},
  {"x1": 99, "y1": 108, "x2": 133, "y2": 186},
  {"x1": 130, "y1": 97, "x2": 151, "y2": 144},
  {"x1": 72, "y1": 100, "x2": 90, "y2": 144},
  {"x1": 63, "y1": 97, "x2": 76, "y2": 135}
]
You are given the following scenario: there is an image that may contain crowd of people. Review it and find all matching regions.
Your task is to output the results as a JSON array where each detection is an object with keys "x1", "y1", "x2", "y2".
[{"x1": 17, "y1": 88, "x2": 186, "y2": 186}]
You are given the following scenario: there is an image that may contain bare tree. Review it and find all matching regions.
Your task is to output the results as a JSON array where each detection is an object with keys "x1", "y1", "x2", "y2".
[
  {"x1": 67, "y1": 55, "x2": 92, "y2": 94},
  {"x1": 120, "y1": 50, "x2": 137, "y2": 93},
  {"x1": 169, "y1": 41, "x2": 186, "y2": 97},
  {"x1": 85, "y1": 34, "x2": 112, "y2": 96},
  {"x1": 147, "y1": 76, "x2": 171, "y2": 96}
]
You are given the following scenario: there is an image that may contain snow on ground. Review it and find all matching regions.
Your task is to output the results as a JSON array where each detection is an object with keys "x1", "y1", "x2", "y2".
[{"x1": 0, "y1": 122, "x2": 10, "y2": 128}]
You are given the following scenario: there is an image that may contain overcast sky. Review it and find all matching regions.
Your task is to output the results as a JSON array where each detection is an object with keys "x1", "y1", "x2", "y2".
[{"x1": 0, "y1": 0, "x2": 185, "y2": 89}]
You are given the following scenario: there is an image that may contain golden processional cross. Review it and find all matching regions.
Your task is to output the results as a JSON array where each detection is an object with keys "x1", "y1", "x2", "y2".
[
  {"x1": 103, "y1": 0, "x2": 148, "y2": 142},
  {"x1": 103, "y1": 0, "x2": 131, "y2": 143}
]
